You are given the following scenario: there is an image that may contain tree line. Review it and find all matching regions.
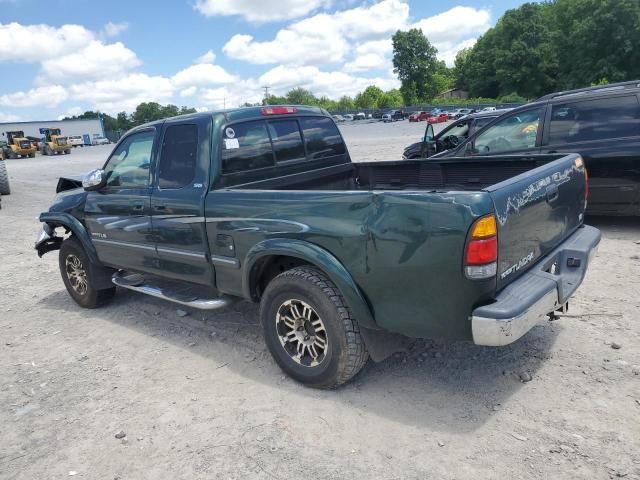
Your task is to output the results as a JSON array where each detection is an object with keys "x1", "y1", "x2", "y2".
[
  {"x1": 392, "y1": 0, "x2": 640, "y2": 104},
  {"x1": 63, "y1": 102, "x2": 197, "y2": 133}
]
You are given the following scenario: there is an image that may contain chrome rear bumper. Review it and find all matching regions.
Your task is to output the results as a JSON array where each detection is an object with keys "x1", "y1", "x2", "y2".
[{"x1": 471, "y1": 225, "x2": 600, "y2": 346}]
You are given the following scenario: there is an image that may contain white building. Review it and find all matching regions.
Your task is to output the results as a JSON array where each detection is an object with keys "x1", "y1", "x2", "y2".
[{"x1": 0, "y1": 119, "x2": 104, "y2": 143}]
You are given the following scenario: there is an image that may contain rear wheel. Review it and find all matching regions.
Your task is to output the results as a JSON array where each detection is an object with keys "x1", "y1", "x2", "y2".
[
  {"x1": 59, "y1": 237, "x2": 116, "y2": 309},
  {"x1": 64, "y1": 149, "x2": 70, "y2": 154},
  {"x1": 260, "y1": 266, "x2": 369, "y2": 388},
  {"x1": 0, "y1": 160, "x2": 10, "y2": 195}
]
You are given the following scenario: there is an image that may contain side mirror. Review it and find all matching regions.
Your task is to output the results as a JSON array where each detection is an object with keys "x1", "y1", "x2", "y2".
[
  {"x1": 423, "y1": 124, "x2": 435, "y2": 143},
  {"x1": 83, "y1": 169, "x2": 105, "y2": 191}
]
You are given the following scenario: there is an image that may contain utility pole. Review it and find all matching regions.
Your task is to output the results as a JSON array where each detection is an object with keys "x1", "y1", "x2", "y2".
[{"x1": 262, "y1": 86, "x2": 270, "y2": 105}]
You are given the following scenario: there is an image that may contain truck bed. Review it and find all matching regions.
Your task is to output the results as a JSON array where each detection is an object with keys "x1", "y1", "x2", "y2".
[{"x1": 231, "y1": 155, "x2": 564, "y2": 193}]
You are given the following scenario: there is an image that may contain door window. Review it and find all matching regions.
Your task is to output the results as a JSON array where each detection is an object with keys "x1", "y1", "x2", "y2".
[
  {"x1": 267, "y1": 120, "x2": 305, "y2": 163},
  {"x1": 473, "y1": 109, "x2": 543, "y2": 154},
  {"x1": 104, "y1": 130, "x2": 154, "y2": 188},
  {"x1": 221, "y1": 120, "x2": 274, "y2": 173},
  {"x1": 158, "y1": 124, "x2": 198, "y2": 189},
  {"x1": 299, "y1": 117, "x2": 346, "y2": 159},
  {"x1": 548, "y1": 95, "x2": 640, "y2": 145}
]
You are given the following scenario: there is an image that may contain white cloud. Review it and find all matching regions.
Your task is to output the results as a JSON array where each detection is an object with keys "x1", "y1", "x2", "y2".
[
  {"x1": 437, "y1": 38, "x2": 478, "y2": 67},
  {"x1": 194, "y1": 0, "x2": 331, "y2": 23},
  {"x1": 223, "y1": 0, "x2": 408, "y2": 66},
  {"x1": 0, "y1": 85, "x2": 68, "y2": 107},
  {"x1": 0, "y1": 22, "x2": 94, "y2": 62},
  {"x1": 180, "y1": 86, "x2": 197, "y2": 97},
  {"x1": 68, "y1": 74, "x2": 174, "y2": 113},
  {"x1": 171, "y1": 63, "x2": 236, "y2": 88},
  {"x1": 412, "y1": 6, "x2": 491, "y2": 66},
  {"x1": 344, "y1": 54, "x2": 386, "y2": 73},
  {"x1": 259, "y1": 65, "x2": 399, "y2": 99},
  {"x1": 195, "y1": 50, "x2": 215, "y2": 64},
  {"x1": 39, "y1": 40, "x2": 140, "y2": 83},
  {"x1": 0, "y1": 112, "x2": 21, "y2": 122},
  {"x1": 103, "y1": 21, "x2": 128, "y2": 37},
  {"x1": 57, "y1": 106, "x2": 83, "y2": 120}
]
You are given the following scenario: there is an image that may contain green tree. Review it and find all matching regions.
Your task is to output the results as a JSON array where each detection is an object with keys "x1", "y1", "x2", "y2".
[
  {"x1": 378, "y1": 89, "x2": 404, "y2": 108},
  {"x1": 354, "y1": 85, "x2": 384, "y2": 109},
  {"x1": 336, "y1": 95, "x2": 355, "y2": 111},
  {"x1": 552, "y1": 0, "x2": 640, "y2": 88},
  {"x1": 285, "y1": 87, "x2": 317, "y2": 105},
  {"x1": 392, "y1": 28, "x2": 439, "y2": 103}
]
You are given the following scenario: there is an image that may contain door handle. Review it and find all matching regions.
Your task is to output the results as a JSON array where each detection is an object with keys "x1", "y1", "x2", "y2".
[
  {"x1": 546, "y1": 184, "x2": 559, "y2": 203},
  {"x1": 153, "y1": 204, "x2": 166, "y2": 212}
]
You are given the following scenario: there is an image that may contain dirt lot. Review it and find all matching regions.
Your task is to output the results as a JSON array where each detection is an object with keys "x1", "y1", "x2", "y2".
[{"x1": 1, "y1": 122, "x2": 639, "y2": 480}]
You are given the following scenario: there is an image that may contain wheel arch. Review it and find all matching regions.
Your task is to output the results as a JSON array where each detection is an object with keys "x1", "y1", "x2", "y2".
[{"x1": 243, "y1": 238, "x2": 377, "y2": 329}]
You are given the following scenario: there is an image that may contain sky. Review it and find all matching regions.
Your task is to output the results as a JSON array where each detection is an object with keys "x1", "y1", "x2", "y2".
[{"x1": 0, "y1": 0, "x2": 532, "y2": 122}]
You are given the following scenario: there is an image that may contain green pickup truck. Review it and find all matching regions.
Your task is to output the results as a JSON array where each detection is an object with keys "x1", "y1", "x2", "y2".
[{"x1": 35, "y1": 105, "x2": 600, "y2": 388}]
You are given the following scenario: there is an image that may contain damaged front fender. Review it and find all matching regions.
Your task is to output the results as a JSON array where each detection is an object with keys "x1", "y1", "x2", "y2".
[{"x1": 35, "y1": 223, "x2": 62, "y2": 257}]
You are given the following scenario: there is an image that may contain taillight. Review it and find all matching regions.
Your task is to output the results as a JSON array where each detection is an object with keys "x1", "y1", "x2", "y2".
[
  {"x1": 465, "y1": 214, "x2": 498, "y2": 279},
  {"x1": 574, "y1": 156, "x2": 588, "y2": 208},
  {"x1": 261, "y1": 106, "x2": 297, "y2": 115}
]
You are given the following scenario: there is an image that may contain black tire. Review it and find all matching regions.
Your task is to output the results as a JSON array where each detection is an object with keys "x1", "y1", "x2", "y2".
[
  {"x1": 0, "y1": 160, "x2": 10, "y2": 195},
  {"x1": 29, "y1": 152, "x2": 35, "y2": 158},
  {"x1": 59, "y1": 237, "x2": 116, "y2": 309},
  {"x1": 65, "y1": 149, "x2": 70, "y2": 154},
  {"x1": 260, "y1": 266, "x2": 368, "y2": 388}
]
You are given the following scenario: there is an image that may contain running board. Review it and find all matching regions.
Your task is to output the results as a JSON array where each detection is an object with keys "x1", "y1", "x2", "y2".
[{"x1": 112, "y1": 272, "x2": 233, "y2": 310}]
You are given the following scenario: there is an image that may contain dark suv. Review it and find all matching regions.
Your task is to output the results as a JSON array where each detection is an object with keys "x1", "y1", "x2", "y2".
[{"x1": 435, "y1": 81, "x2": 640, "y2": 216}]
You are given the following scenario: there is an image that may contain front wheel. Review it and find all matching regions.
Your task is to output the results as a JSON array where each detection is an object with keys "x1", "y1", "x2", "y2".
[
  {"x1": 260, "y1": 266, "x2": 369, "y2": 388},
  {"x1": 59, "y1": 237, "x2": 115, "y2": 308}
]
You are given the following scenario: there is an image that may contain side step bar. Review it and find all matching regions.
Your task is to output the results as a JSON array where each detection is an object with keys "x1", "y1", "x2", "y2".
[{"x1": 112, "y1": 272, "x2": 233, "y2": 310}]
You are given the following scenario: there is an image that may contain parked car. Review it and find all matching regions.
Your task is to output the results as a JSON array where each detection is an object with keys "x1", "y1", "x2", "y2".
[
  {"x1": 433, "y1": 80, "x2": 640, "y2": 216},
  {"x1": 67, "y1": 135, "x2": 85, "y2": 147},
  {"x1": 383, "y1": 110, "x2": 404, "y2": 122},
  {"x1": 480, "y1": 106, "x2": 497, "y2": 112},
  {"x1": 343, "y1": 114, "x2": 354, "y2": 121},
  {"x1": 409, "y1": 111, "x2": 431, "y2": 122},
  {"x1": 35, "y1": 105, "x2": 599, "y2": 388},
  {"x1": 403, "y1": 109, "x2": 510, "y2": 159},
  {"x1": 426, "y1": 113, "x2": 449, "y2": 124},
  {"x1": 354, "y1": 112, "x2": 366, "y2": 120},
  {"x1": 332, "y1": 115, "x2": 345, "y2": 123},
  {"x1": 450, "y1": 108, "x2": 476, "y2": 119},
  {"x1": 92, "y1": 136, "x2": 110, "y2": 145},
  {"x1": 382, "y1": 113, "x2": 392, "y2": 123}
]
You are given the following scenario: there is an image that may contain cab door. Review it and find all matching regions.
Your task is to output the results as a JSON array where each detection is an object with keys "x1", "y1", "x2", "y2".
[
  {"x1": 84, "y1": 128, "x2": 158, "y2": 272},
  {"x1": 150, "y1": 118, "x2": 214, "y2": 286}
]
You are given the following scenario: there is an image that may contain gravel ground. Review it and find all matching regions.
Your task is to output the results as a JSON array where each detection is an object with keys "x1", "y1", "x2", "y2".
[{"x1": 1, "y1": 122, "x2": 639, "y2": 480}]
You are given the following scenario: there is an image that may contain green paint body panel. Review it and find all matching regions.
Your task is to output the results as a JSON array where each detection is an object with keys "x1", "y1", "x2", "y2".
[{"x1": 37, "y1": 107, "x2": 589, "y2": 342}]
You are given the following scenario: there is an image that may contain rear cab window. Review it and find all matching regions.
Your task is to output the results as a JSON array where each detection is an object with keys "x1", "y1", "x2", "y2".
[
  {"x1": 547, "y1": 95, "x2": 640, "y2": 145},
  {"x1": 220, "y1": 115, "x2": 346, "y2": 174},
  {"x1": 221, "y1": 121, "x2": 274, "y2": 174}
]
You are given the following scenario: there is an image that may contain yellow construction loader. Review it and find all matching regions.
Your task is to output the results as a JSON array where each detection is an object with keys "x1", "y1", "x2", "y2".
[
  {"x1": 39, "y1": 128, "x2": 71, "y2": 155},
  {"x1": 2, "y1": 130, "x2": 37, "y2": 159}
]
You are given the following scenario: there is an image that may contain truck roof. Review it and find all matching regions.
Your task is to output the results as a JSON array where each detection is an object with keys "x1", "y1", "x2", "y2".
[{"x1": 133, "y1": 105, "x2": 331, "y2": 131}]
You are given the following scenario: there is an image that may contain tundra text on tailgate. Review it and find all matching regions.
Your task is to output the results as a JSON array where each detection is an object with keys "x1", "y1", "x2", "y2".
[{"x1": 35, "y1": 106, "x2": 600, "y2": 388}]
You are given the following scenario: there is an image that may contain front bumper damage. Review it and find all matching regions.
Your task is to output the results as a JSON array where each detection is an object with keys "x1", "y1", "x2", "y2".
[
  {"x1": 471, "y1": 225, "x2": 601, "y2": 346},
  {"x1": 35, "y1": 223, "x2": 62, "y2": 257}
]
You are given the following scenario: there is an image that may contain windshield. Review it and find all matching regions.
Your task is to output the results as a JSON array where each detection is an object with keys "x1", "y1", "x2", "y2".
[{"x1": 438, "y1": 120, "x2": 470, "y2": 139}]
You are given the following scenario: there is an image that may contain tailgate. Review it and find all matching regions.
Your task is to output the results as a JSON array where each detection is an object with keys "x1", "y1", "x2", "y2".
[{"x1": 487, "y1": 153, "x2": 587, "y2": 291}]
